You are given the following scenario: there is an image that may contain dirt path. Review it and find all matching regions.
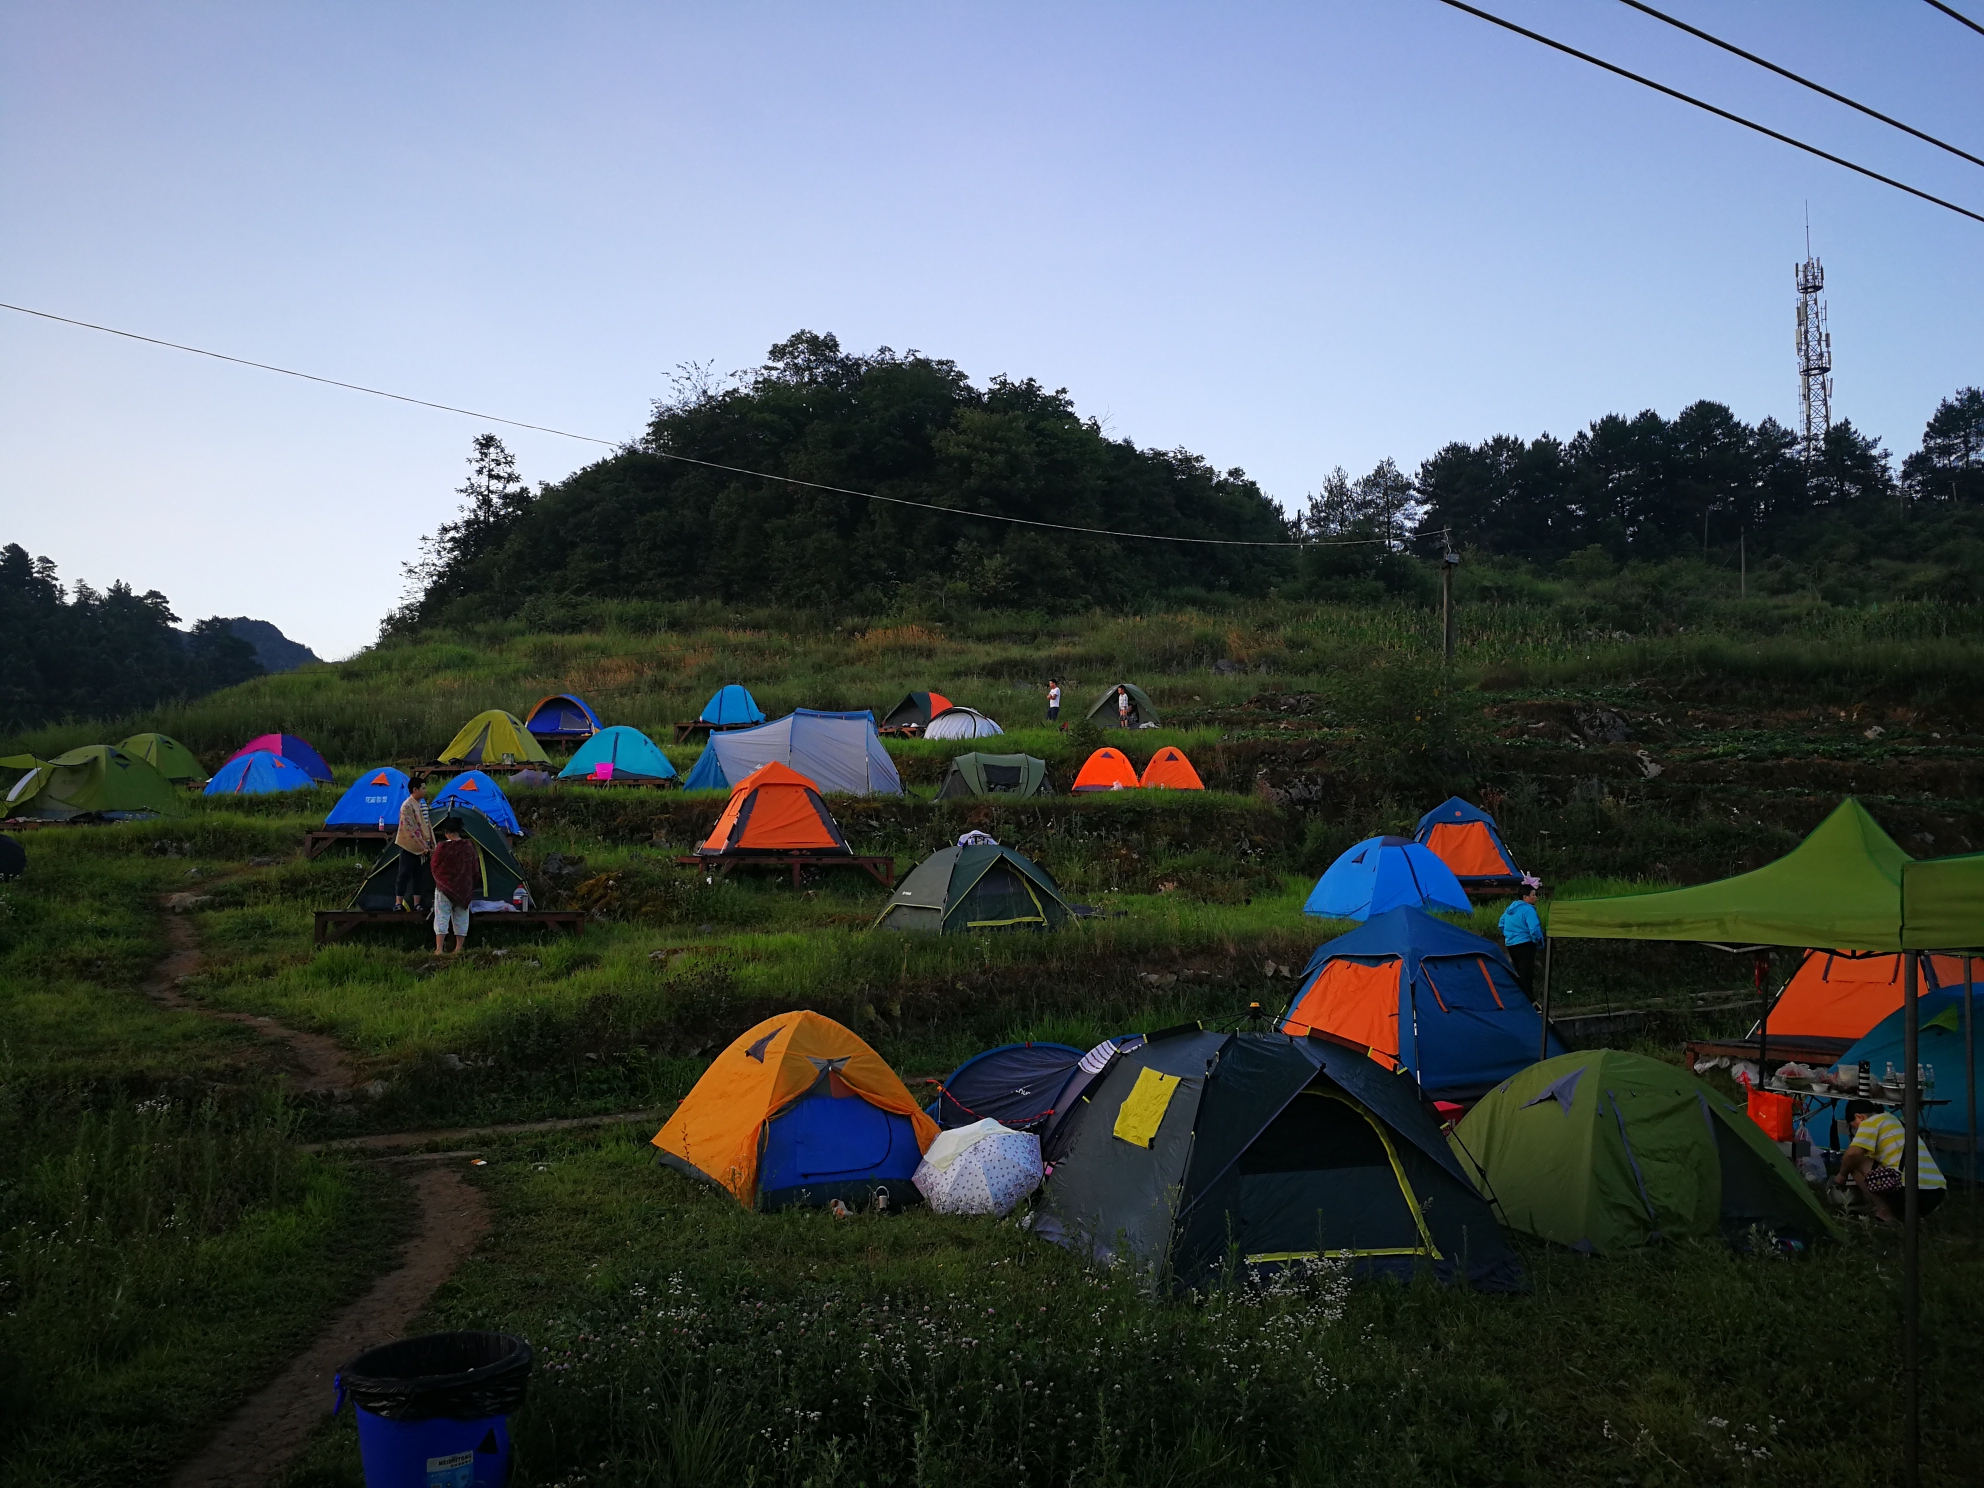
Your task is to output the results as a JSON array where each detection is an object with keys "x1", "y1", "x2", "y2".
[
  {"x1": 303, "y1": 1105, "x2": 670, "y2": 1154},
  {"x1": 144, "y1": 907, "x2": 361, "y2": 1092},
  {"x1": 171, "y1": 1163, "x2": 492, "y2": 1488}
]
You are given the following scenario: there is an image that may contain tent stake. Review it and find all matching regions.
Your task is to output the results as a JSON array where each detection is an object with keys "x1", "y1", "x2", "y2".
[
  {"x1": 1537, "y1": 936, "x2": 1553, "y2": 1063},
  {"x1": 1903, "y1": 952, "x2": 1920, "y2": 1488}
]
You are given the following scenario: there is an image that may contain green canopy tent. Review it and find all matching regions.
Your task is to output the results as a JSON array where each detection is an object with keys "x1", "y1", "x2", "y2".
[
  {"x1": 1450, "y1": 1050, "x2": 1840, "y2": 1256},
  {"x1": 874, "y1": 842, "x2": 1072, "y2": 933},
  {"x1": 1085, "y1": 682, "x2": 1159, "y2": 728},
  {"x1": 349, "y1": 809, "x2": 526, "y2": 910},
  {"x1": 8, "y1": 746, "x2": 184, "y2": 820},
  {"x1": 119, "y1": 733, "x2": 208, "y2": 785},
  {"x1": 934, "y1": 753, "x2": 1053, "y2": 800}
]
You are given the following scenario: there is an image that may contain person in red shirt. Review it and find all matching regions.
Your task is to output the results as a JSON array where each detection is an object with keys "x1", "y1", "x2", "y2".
[{"x1": 429, "y1": 822, "x2": 480, "y2": 956}]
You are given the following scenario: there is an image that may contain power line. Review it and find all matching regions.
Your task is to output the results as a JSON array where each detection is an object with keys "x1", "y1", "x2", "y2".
[
  {"x1": 1922, "y1": 0, "x2": 1984, "y2": 40},
  {"x1": 1617, "y1": 0, "x2": 1984, "y2": 171},
  {"x1": 1432, "y1": 0, "x2": 1984, "y2": 226},
  {"x1": 0, "y1": 299, "x2": 1398, "y2": 551}
]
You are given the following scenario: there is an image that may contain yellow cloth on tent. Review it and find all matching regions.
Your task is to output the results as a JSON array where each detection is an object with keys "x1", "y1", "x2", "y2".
[{"x1": 1113, "y1": 1068, "x2": 1181, "y2": 1148}]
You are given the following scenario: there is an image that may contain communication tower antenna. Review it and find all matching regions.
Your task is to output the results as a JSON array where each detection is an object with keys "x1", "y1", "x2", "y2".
[{"x1": 1795, "y1": 214, "x2": 1832, "y2": 464}]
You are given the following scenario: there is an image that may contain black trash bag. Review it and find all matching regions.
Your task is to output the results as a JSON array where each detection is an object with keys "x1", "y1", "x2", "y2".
[{"x1": 337, "y1": 1331, "x2": 532, "y2": 1421}]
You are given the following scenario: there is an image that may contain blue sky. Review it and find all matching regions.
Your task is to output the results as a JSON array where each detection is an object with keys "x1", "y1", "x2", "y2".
[{"x1": 3, "y1": 1, "x2": 1980, "y2": 657}]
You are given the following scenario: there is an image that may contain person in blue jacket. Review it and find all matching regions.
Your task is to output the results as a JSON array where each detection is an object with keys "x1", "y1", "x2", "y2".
[{"x1": 1499, "y1": 876, "x2": 1545, "y2": 994}]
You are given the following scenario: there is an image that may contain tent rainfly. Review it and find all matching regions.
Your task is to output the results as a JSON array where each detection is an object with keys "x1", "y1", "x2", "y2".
[
  {"x1": 874, "y1": 843, "x2": 1073, "y2": 934},
  {"x1": 1139, "y1": 747, "x2": 1204, "y2": 790},
  {"x1": 437, "y1": 711, "x2": 551, "y2": 767},
  {"x1": 1413, "y1": 797, "x2": 1524, "y2": 889},
  {"x1": 557, "y1": 726, "x2": 677, "y2": 783},
  {"x1": 523, "y1": 693, "x2": 603, "y2": 740},
  {"x1": 17, "y1": 746, "x2": 184, "y2": 818},
  {"x1": 1071, "y1": 748, "x2": 1139, "y2": 792},
  {"x1": 682, "y1": 710, "x2": 902, "y2": 795},
  {"x1": 935, "y1": 753, "x2": 1052, "y2": 800},
  {"x1": 697, "y1": 685, "x2": 767, "y2": 728},
  {"x1": 119, "y1": 733, "x2": 207, "y2": 784}
]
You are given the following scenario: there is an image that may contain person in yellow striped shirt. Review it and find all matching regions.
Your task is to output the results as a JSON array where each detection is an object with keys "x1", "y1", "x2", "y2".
[{"x1": 1835, "y1": 1100, "x2": 1946, "y2": 1222}]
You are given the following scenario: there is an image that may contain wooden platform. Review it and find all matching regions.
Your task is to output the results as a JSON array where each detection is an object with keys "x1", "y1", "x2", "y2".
[
  {"x1": 674, "y1": 852, "x2": 896, "y2": 888},
  {"x1": 412, "y1": 762, "x2": 551, "y2": 784},
  {"x1": 305, "y1": 828, "x2": 392, "y2": 859},
  {"x1": 1685, "y1": 1033, "x2": 1855, "y2": 1069},
  {"x1": 672, "y1": 720, "x2": 759, "y2": 744},
  {"x1": 313, "y1": 909, "x2": 586, "y2": 946}
]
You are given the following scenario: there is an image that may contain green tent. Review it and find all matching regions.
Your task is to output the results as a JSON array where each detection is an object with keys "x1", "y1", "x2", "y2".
[
  {"x1": 1085, "y1": 682, "x2": 1159, "y2": 727},
  {"x1": 120, "y1": 732, "x2": 207, "y2": 785},
  {"x1": 1902, "y1": 852, "x2": 1984, "y2": 951},
  {"x1": 1546, "y1": 798, "x2": 1909, "y2": 952},
  {"x1": 1450, "y1": 1050, "x2": 1840, "y2": 1255},
  {"x1": 1, "y1": 755, "x2": 49, "y2": 810},
  {"x1": 349, "y1": 809, "x2": 526, "y2": 910},
  {"x1": 875, "y1": 842, "x2": 1073, "y2": 933},
  {"x1": 10, "y1": 746, "x2": 183, "y2": 820},
  {"x1": 934, "y1": 752, "x2": 1053, "y2": 800}
]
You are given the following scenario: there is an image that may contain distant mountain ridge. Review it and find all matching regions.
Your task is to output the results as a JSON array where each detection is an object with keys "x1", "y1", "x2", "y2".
[{"x1": 225, "y1": 618, "x2": 320, "y2": 673}]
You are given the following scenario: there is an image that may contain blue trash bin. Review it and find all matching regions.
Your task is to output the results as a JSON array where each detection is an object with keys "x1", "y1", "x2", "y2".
[{"x1": 335, "y1": 1331, "x2": 531, "y2": 1488}]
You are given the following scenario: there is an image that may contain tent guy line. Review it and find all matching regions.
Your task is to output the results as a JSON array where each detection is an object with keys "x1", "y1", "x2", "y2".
[
  {"x1": 0, "y1": 299, "x2": 1398, "y2": 552},
  {"x1": 1433, "y1": 0, "x2": 1984, "y2": 227}
]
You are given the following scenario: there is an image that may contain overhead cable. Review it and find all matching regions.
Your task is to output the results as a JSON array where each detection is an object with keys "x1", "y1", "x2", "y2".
[
  {"x1": 1617, "y1": 0, "x2": 1984, "y2": 171},
  {"x1": 1432, "y1": 0, "x2": 1984, "y2": 226},
  {"x1": 0, "y1": 299, "x2": 1398, "y2": 550},
  {"x1": 1922, "y1": 1, "x2": 1984, "y2": 40}
]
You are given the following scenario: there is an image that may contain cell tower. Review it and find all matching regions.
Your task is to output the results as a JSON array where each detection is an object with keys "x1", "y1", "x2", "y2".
[{"x1": 1794, "y1": 228, "x2": 1832, "y2": 464}]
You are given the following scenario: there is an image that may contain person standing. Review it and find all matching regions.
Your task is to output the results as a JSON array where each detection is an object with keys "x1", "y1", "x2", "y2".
[
  {"x1": 429, "y1": 822, "x2": 479, "y2": 956},
  {"x1": 1499, "y1": 877, "x2": 1545, "y2": 995},
  {"x1": 1046, "y1": 679, "x2": 1062, "y2": 726},
  {"x1": 1116, "y1": 686, "x2": 1133, "y2": 728},
  {"x1": 394, "y1": 776, "x2": 434, "y2": 913}
]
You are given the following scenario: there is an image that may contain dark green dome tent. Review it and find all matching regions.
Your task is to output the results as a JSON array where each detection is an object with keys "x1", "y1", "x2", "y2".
[
  {"x1": 875, "y1": 841, "x2": 1072, "y2": 933},
  {"x1": 1450, "y1": 1050, "x2": 1839, "y2": 1256},
  {"x1": 1034, "y1": 1027, "x2": 1524, "y2": 1293},
  {"x1": 935, "y1": 753, "x2": 1053, "y2": 800},
  {"x1": 8, "y1": 746, "x2": 183, "y2": 820},
  {"x1": 119, "y1": 733, "x2": 207, "y2": 785},
  {"x1": 349, "y1": 809, "x2": 527, "y2": 910},
  {"x1": 1086, "y1": 682, "x2": 1158, "y2": 727}
]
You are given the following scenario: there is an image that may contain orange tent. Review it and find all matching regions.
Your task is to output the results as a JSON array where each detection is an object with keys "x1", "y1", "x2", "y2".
[
  {"x1": 652, "y1": 1010, "x2": 938, "y2": 1210},
  {"x1": 1071, "y1": 748, "x2": 1140, "y2": 792},
  {"x1": 1139, "y1": 746, "x2": 1204, "y2": 790},
  {"x1": 696, "y1": 761, "x2": 850, "y2": 856},
  {"x1": 1767, "y1": 949, "x2": 1972, "y2": 1042}
]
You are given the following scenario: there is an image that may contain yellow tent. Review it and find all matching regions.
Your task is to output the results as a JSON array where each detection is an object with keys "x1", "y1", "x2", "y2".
[{"x1": 436, "y1": 710, "x2": 550, "y2": 766}]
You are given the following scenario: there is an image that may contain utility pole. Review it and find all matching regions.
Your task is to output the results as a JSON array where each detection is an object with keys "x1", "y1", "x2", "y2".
[{"x1": 1440, "y1": 527, "x2": 1460, "y2": 663}]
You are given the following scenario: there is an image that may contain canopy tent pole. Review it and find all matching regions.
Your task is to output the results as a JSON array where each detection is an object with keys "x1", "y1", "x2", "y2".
[
  {"x1": 1755, "y1": 951, "x2": 1770, "y2": 1089},
  {"x1": 1537, "y1": 936, "x2": 1553, "y2": 1064},
  {"x1": 1967, "y1": 956, "x2": 1976, "y2": 1244},
  {"x1": 1903, "y1": 952, "x2": 1920, "y2": 1488}
]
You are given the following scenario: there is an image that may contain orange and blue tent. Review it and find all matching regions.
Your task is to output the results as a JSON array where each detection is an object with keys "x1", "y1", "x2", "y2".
[
  {"x1": 1139, "y1": 747, "x2": 1204, "y2": 790},
  {"x1": 524, "y1": 692, "x2": 602, "y2": 741},
  {"x1": 1765, "y1": 949, "x2": 1972, "y2": 1043},
  {"x1": 1413, "y1": 797, "x2": 1524, "y2": 890},
  {"x1": 1281, "y1": 906, "x2": 1563, "y2": 1099},
  {"x1": 652, "y1": 1010, "x2": 938, "y2": 1210},
  {"x1": 1071, "y1": 748, "x2": 1140, "y2": 792},
  {"x1": 695, "y1": 761, "x2": 849, "y2": 856}
]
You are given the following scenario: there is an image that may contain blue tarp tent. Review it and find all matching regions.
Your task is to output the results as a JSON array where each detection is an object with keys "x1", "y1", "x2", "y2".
[
  {"x1": 205, "y1": 750, "x2": 314, "y2": 796},
  {"x1": 524, "y1": 693, "x2": 603, "y2": 740},
  {"x1": 1281, "y1": 906, "x2": 1563, "y2": 1099},
  {"x1": 1414, "y1": 797, "x2": 1525, "y2": 889},
  {"x1": 929, "y1": 1042, "x2": 1085, "y2": 1130},
  {"x1": 683, "y1": 710, "x2": 903, "y2": 795},
  {"x1": 432, "y1": 769, "x2": 522, "y2": 835},
  {"x1": 1305, "y1": 835, "x2": 1470, "y2": 920},
  {"x1": 325, "y1": 766, "x2": 409, "y2": 828},
  {"x1": 699, "y1": 685, "x2": 766, "y2": 728},
  {"x1": 557, "y1": 726, "x2": 677, "y2": 782},
  {"x1": 1800, "y1": 984, "x2": 1981, "y2": 1183}
]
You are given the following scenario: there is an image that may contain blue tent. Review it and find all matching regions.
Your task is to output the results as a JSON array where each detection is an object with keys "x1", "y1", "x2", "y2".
[
  {"x1": 1281, "y1": 906, "x2": 1563, "y2": 1099},
  {"x1": 699, "y1": 684, "x2": 766, "y2": 728},
  {"x1": 683, "y1": 709, "x2": 902, "y2": 795},
  {"x1": 432, "y1": 769, "x2": 522, "y2": 835},
  {"x1": 204, "y1": 750, "x2": 314, "y2": 796},
  {"x1": 758, "y1": 1088, "x2": 925, "y2": 1211},
  {"x1": 1800, "y1": 985, "x2": 1982, "y2": 1183},
  {"x1": 524, "y1": 692, "x2": 603, "y2": 740},
  {"x1": 325, "y1": 766, "x2": 409, "y2": 828},
  {"x1": 557, "y1": 726, "x2": 677, "y2": 782},
  {"x1": 1414, "y1": 797, "x2": 1525, "y2": 889},
  {"x1": 1305, "y1": 835, "x2": 1470, "y2": 920},
  {"x1": 929, "y1": 1042, "x2": 1085, "y2": 1130}
]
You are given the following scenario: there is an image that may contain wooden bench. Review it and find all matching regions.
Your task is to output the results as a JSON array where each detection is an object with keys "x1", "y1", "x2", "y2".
[
  {"x1": 313, "y1": 909, "x2": 586, "y2": 946},
  {"x1": 673, "y1": 852, "x2": 896, "y2": 888},
  {"x1": 305, "y1": 828, "x2": 392, "y2": 860}
]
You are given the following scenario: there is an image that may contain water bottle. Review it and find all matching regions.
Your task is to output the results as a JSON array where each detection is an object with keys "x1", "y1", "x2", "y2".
[
  {"x1": 1858, "y1": 1061, "x2": 1872, "y2": 1097},
  {"x1": 1925, "y1": 1063, "x2": 1936, "y2": 1095}
]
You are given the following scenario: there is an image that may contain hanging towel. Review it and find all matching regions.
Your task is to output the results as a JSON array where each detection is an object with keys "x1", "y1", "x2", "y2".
[{"x1": 1113, "y1": 1068, "x2": 1181, "y2": 1148}]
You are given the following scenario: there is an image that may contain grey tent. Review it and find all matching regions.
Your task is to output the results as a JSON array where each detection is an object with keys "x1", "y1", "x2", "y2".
[
  {"x1": 1033, "y1": 1027, "x2": 1523, "y2": 1293},
  {"x1": 1086, "y1": 682, "x2": 1159, "y2": 727},
  {"x1": 875, "y1": 843, "x2": 1073, "y2": 933},
  {"x1": 935, "y1": 753, "x2": 1053, "y2": 800},
  {"x1": 682, "y1": 709, "x2": 903, "y2": 795}
]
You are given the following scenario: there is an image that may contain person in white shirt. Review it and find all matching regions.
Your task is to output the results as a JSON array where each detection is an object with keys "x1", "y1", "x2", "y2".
[
  {"x1": 1116, "y1": 687, "x2": 1132, "y2": 728},
  {"x1": 1046, "y1": 681, "x2": 1061, "y2": 725}
]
